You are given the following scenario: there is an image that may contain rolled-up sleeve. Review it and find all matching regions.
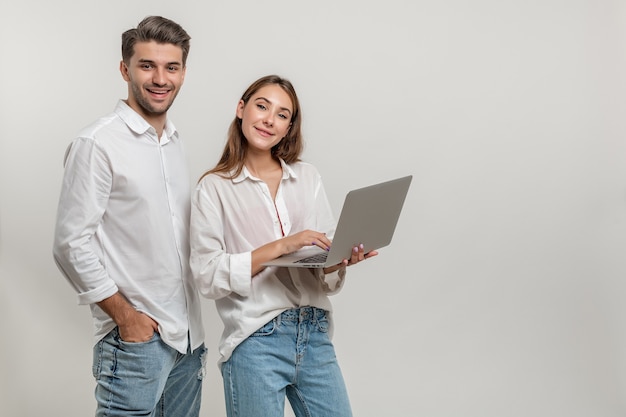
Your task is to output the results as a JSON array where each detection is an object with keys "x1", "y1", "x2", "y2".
[
  {"x1": 314, "y1": 267, "x2": 347, "y2": 295},
  {"x1": 52, "y1": 137, "x2": 118, "y2": 305},
  {"x1": 190, "y1": 180, "x2": 252, "y2": 299}
]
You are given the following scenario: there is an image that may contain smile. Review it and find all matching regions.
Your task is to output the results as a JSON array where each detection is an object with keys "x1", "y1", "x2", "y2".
[
  {"x1": 147, "y1": 88, "x2": 171, "y2": 96},
  {"x1": 254, "y1": 126, "x2": 273, "y2": 137}
]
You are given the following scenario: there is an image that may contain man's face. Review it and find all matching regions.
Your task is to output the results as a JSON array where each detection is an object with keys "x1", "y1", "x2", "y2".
[{"x1": 120, "y1": 40, "x2": 186, "y2": 121}]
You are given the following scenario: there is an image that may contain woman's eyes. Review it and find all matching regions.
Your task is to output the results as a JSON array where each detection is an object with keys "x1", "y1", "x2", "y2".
[{"x1": 255, "y1": 103, "x2": 289, "y2": 120}]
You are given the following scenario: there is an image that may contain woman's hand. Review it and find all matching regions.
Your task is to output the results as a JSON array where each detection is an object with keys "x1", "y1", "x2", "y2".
[
  {"x1": 252, "y1": 229, "x2": 332, "y2": 276},
  {"x1": 280, "y1": 229, "x2": 332, "y2": 254},
  {"x1": 323, "y1": 243, "x2": 379, "y2": 274}
]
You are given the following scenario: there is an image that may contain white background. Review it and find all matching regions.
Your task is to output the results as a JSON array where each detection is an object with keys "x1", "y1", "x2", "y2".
[{"x1": 1, "y1": 1, "x2": 626, "y2": 416}]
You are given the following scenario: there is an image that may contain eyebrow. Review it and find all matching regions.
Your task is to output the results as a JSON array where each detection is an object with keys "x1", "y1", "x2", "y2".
[
  {"x1": 137, "y1": 58, "x2": 182, "y2": 66},
  {"x1": 255, "y1": 97, "x2": 292, "y2": 115}
]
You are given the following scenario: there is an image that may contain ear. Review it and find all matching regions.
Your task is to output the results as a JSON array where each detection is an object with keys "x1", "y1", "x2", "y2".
[
  {"x1": 119, "y1": 60, "x2": 130, "y2": 82},
  {"x1": 235, "y1": 100, "x2": 245, "y2": 119}
]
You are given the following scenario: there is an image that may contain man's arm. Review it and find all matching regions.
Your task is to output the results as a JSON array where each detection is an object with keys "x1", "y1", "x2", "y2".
[
  {"x1": 97, "y1": 292, "x2": 158, "y2": 343},
  {"x1": 53, "y1": 138, "x2": 118, "y2": 304}
]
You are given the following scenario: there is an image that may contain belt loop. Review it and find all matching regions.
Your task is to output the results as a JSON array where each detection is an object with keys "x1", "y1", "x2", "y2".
[
  {"x1": 276, "y1": 312, "x2": 282, "y2": 327},
  {"x1": 305, "y1": 306, "x2": 312, "y2": 323}
]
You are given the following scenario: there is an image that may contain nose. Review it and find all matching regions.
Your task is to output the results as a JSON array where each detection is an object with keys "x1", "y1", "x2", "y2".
[
  {"x1": 262, "y1": 113, "x2": 274, "y2": 126},
  {"x1": 152, "y1": 67, "x2": 167, "y2": 86}
]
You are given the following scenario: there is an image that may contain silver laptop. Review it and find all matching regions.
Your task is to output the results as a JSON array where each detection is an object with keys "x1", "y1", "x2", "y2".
[{"x1": 262, "y1": 175, "x2": 412, "y2": 268}]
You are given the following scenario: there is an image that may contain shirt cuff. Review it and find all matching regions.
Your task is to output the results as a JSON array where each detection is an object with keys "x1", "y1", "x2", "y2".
[
  {"x1": 76, "y1": 281, "x2": 118, "y2": 305},
  {"x1": 315, "y1": 266, "x2": 347, "y2": 294},
  {"x1": 228, "y1": 252, "x2": 252, "y2": 296}
]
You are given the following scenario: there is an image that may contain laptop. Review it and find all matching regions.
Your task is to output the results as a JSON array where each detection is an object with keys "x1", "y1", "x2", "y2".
[{"x1": 262, "y1": 175, "x2": 412, "y2": 268}]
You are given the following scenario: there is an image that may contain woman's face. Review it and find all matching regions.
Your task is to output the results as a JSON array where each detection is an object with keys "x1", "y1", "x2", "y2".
[{"x1": 237, "y1": 84, "x2": 293, "y2": 152}]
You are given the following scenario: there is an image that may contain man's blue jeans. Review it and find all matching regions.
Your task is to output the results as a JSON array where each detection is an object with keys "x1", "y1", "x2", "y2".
[
  {"x1": 92, "y1": 328, "x2": 206, "y2": 417},
  {"x1": 221, "y1": 307, "x2": 352, "y2": 417}
]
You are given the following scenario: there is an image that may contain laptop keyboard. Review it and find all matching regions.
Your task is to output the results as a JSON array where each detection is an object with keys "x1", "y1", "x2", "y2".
[{"x1": 295, "y1": 252, "x2": 328, "y2": 264}]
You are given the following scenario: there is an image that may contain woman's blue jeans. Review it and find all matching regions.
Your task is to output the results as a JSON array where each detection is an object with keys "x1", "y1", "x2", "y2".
[
  {"x1": 92, "y1": 328, "x2": 206, "y2": 417},
  {"x1": 221, "y1": 307, "x2": 352, "y2": 417}
]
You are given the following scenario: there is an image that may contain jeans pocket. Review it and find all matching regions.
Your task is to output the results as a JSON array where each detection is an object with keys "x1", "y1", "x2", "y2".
[
  {"x1": 118, "y1": 331, "x2": 159, "y2": 349},
  {"x1": 251, "y1": 319, "x2": 276, "y2": 337}
]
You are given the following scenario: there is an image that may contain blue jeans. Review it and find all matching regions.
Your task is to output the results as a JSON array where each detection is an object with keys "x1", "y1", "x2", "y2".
[
  {"x1": 92, "y1": 328, "x2": 206, "y2": 417},
  {"x1": 221, "y1": 307, "x2": 352, "y2": 417}
]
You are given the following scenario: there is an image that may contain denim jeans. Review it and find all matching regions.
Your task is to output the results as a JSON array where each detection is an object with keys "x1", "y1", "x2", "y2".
[
  {"x1": 221, "y1": 307, "x2": 352, "y2": 417},
  {"x1": 92, "y1": 328, "x2": 206, "y2": 417}
]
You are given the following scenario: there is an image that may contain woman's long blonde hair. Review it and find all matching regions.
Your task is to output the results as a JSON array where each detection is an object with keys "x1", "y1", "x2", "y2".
[{"x1": 200, "y1": 75, "x2": 303, "y2": 181}]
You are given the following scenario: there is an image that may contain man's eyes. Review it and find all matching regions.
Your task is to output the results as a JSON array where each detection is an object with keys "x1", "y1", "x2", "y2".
[{"x1": 139, "y1": 64, "x2": 180, "y2": 72}]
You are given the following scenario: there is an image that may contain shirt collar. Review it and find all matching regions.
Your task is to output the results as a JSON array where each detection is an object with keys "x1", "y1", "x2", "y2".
[
  {"x1": 232, "y1": 158, "x2": 298, "y2": 184},
  {"x1": 114, "y1": 100, "x2": 179, "y2": 143}
]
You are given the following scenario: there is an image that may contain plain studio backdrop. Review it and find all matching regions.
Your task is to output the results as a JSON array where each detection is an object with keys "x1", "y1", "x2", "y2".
[{"x1": 1, "y1": 1, "x2": 626, "y2": 416}]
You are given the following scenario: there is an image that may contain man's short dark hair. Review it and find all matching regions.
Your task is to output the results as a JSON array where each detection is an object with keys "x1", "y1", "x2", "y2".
[{"x1": 121, "y1": 16, "x2": 191, "y2": 66}]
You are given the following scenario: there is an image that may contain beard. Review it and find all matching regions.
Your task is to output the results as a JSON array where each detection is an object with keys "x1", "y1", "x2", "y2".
[{"x1": 130, "y1": 81, "x2": 179, "y2": 116}]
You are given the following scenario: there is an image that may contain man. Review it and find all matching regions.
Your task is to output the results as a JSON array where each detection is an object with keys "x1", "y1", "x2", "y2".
[{"x1": 53, "y1": 16, "x2": 206, "y2": 417}]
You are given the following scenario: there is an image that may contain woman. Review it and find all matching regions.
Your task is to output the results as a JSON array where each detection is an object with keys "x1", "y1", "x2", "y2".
[{"x1": 190, "y1": 75, "x2": 377, "y2": 417}]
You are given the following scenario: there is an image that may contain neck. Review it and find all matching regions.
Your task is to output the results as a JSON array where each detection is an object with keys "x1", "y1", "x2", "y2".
[
  {"x1": 245, "y1": 152, "x2": 280, "y2": 177},
  {"x1": 143, "y1": 113, "x2": 167, "y2": 139}
]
